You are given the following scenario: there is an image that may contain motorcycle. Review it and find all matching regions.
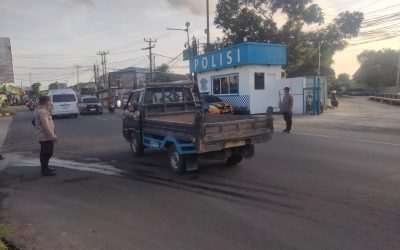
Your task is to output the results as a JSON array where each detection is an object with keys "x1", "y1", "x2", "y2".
[
  {"x1": 108, "y1": 104, "x2": 115, "y2": 114},
  {"x1": 331, "y1": 96, "x2": 339, "y2": 107},
  {"x1": 320, "y1": 99, "x2": 324, "y2": 114}
]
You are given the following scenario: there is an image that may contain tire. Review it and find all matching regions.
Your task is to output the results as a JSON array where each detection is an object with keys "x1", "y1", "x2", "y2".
[
  {"x1": 226, "y1": 154, "x2": 243, "y2": 166},
  {"x1": 73, "y1": 114, "x2": 78, "y2": 118},
  {"x1": 167, "y1": 145, "x2": 186, "y2": 174},
  {"x1": 130, "y1": 132, "x2": 144, "y2": 157}
]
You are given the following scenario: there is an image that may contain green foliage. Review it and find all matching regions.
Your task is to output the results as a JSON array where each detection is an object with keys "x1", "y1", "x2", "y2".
[
  {"x1": 31, "y1": 82, "x2": 41, "y2": 96},
  {"x1": 338, "y1": 73, "x2": 350, "y2": 83},
  {"x1": 0, "y1": 224, "x2": 12, "y2": 238},
  {"x1": 353, "y1": 49, "x2": 399, "y2": 88},
  {"x1": 156, "y1": 64, "x2": 170, "y2": 73},
  {"x1": 214, "y1": 0, "x2": 364, "y2": 77}
]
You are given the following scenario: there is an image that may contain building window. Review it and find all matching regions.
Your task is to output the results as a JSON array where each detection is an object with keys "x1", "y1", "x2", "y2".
[
  {"x1": 255, "y1": 72, "x2": 265, "y2": 90},
  {"x1": 212, "y1": 74, "x2": 239, "y2": 95},
  {"x1": 213, "y1": 78, "x2": 221, "y2": 94}
]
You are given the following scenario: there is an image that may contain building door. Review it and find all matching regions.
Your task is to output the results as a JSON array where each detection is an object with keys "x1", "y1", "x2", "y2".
[{"x1": 251, "y1": 73, "x2": 277, "y2": 114}]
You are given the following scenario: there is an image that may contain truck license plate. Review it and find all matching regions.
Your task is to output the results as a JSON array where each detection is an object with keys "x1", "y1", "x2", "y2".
[{"x1": 225, "y1": 140, "x2": 245, "y2": 148}]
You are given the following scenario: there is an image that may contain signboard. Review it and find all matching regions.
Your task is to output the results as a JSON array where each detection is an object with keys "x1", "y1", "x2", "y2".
[
  {"x1": 183, "y1": 48, "x2": 193, "y2": 61},
  {"x1": 189, "y1": 42, "x2": 287, "y2": 73}
]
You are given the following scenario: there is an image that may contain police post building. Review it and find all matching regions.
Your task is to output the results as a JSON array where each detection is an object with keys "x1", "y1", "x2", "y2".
[{"x1": 190, "y1": 42, "x2": 287, "y2": 114}]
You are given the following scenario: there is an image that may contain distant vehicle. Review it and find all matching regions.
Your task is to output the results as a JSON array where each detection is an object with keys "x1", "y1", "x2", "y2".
[
  {"x1": 331, "y1": 92, "x2": 339, "y2": 107},
  {"x1": 201, "y1": 95, "x2": 234, "y2": 115},
  {"x1": 49, "y1": 89, "x2": 79, "y2": 118},
  {"x1": 79, "y1": 96, "x2": 102, "y2": 115},
  {"x1": 26, "y1": 100, "x2": 36, "y2": 111},
  {"x1": 122, "y1": 82, "x2": 274, "y2": 174}
]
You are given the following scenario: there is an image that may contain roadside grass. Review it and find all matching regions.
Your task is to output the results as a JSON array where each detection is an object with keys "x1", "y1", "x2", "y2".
[{"x1": 0, "y1": 224, "x2": 13, "y2": 250}]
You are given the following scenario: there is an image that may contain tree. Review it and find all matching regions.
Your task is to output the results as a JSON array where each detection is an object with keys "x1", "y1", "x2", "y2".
[
  {"x1": 214, "y1": 0, "x2": 364, "y2": 77},
  {"x1": 48, "y1": 83, "x2": 58, "y2": 90},
  {"x1": 31, "y1": 82, "x2": 41, "y2": 96},
  {"x1": 156, "y1": 64, "x2": 170, "y2": 73},
  {"x1": 353, "y1": 49, "x2": 399, "y2": 89}
]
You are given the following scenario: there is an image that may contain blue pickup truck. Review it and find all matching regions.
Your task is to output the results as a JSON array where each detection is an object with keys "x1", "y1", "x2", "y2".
[{"x1": 122, "y1": 81, "x2": 274, "y2": 174}]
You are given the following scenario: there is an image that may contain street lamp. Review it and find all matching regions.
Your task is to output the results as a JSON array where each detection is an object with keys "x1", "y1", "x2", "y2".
[
  {"x1": 166, "y1": 22, "x2": 192, "y2": 80},
  {"x1": 167, "y1": 22, "x2": 191, "y2": 50}
]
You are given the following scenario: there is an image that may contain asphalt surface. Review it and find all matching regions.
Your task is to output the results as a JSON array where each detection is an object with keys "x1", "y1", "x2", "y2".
[{"x1": 0, "y1": 97, "x2": 399, "y2": 250}]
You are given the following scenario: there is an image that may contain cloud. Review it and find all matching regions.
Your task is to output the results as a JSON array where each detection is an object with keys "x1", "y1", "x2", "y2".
[
  {"x1": 166, "y1": 0, "x2": 209, "y2": 15},
  {"x1": 70, "y1": 0, "x2": 96, "y2": 7}
]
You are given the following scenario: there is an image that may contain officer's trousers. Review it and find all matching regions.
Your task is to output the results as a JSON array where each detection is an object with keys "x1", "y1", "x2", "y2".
[{"x1": 40, "y1": 141, "x2": 54, "y2": 171}]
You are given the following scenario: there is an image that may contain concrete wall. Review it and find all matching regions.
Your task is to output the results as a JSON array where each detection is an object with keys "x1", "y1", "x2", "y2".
[{"x1": 0, "y1": 38, "x2": 14, "y2": 84}]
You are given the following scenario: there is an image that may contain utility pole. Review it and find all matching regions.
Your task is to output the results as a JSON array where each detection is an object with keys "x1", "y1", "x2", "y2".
[
  {"x1": 29, "y1": 72, "x2": 32, "y2": 85},
  {"x1": 142, "y1": 38, "x2": 157, "y2": 81},
  {"x1": 206, "y1": 0, "x2": 210, "y2": 50},
  {"x1": 93, "y1": 64, "x2": 98, "y2": 92},
  {"x1": 396, "y1": 50, "x2": 400, "y2": 93},
  {"x1": 317, "y1": 42, "x2": 321, "y2": 76},
  {"x1": 97, "y1": 51, "x2": 110, "y2": 105},
  {"x1": 75, "y1": 65, "x2": 81, "y2": 85}
]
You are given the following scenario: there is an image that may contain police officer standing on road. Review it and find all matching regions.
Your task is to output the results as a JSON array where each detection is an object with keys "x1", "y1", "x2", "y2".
[
  {"x1": 33, "y1": 96, "x2": 57, "y2": 176},
  {"x1": 280, "y1": 87, "x2": 294, "y2": 133}
]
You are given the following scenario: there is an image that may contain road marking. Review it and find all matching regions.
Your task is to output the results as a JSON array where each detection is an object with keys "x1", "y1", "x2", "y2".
[
  {"x1": 95, "y1": 117, "x2": 108, "y2": 121},
  {"x1": 4, "y1": 153, "x2": 122, "y2": 176},
  {"x1": 283, "y1": 131, "x2": 400, "y2": 147}
]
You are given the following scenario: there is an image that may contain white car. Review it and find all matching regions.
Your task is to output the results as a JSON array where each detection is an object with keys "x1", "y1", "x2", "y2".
[{"x1": 49, "y1": 89, "x2": 79, "y2": 118}]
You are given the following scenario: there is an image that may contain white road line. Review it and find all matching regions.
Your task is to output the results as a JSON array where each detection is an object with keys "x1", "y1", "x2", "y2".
[
  {"x1": 282, "y1": 131, "x2": 400, "y2": 147},
  {"x1": 95, "y1": 117, "x2": 108, "y2": 121},
  {"x1": 4, "y1": 153, "x2": 123, "y2": 176}
]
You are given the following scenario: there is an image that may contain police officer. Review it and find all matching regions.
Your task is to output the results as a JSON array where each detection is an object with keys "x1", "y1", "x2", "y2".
[
  {"x1": 34, "y1": 96, "x2": 58, "y2": 176},
  {"x1": 280, "y1": 87, "x2": 294, "y2": 133}
]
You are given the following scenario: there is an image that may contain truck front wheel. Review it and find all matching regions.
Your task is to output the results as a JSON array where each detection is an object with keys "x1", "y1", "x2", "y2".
[
  {"x1": 130, "y1": 132, "x2": 144, "y2": 157},
  {"x1": 167, "y1": 145, "x2": 185, "y2": 174},
  {"x1": 226, "y1": 154, "x2": 243, "y2": 166}
]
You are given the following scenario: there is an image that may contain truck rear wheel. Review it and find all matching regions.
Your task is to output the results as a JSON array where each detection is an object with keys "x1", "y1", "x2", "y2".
[
  {"x1": 167, "y1": 145, "x2": 185, "y2": 174},
  {"x1": 226, "y1": 154, "x2": 243, "y2": 166},
  {"x1": 130, "y1": 132, "x2": 144, "y2": 157}
]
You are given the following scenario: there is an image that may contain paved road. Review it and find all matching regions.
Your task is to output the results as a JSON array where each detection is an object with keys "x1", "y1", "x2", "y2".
[{"x1": 0, "y1": 97, "x2": 399, "y2": 250}]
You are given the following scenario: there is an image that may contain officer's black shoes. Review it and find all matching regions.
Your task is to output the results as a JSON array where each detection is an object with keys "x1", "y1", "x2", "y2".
[
  {"x1": 41, "y1": 167, "x2": 56, "y2": 177},
  {"x1": 42, "y1": 171, "x2": 56, "y2": 177},
  {"x1": 283, "y1": 129, "x2": 291, "y2": 133}
]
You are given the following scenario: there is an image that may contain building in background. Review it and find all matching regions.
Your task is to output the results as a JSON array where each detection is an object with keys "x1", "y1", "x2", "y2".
[
  {"x1": 0, "y1": 37, "x2": 15, "y2": 84},
  {"x1": 48, "y1": 82, "x2": 67, "y2": 90}
]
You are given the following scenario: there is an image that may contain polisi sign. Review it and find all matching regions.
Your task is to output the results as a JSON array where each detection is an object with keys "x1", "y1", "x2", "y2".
[
  {"x1": 192, "y1": 48, "x2": 241, "y2": 72},
  {"x1": 189, "y1": 42, "x2": 287, "y2": 73}
]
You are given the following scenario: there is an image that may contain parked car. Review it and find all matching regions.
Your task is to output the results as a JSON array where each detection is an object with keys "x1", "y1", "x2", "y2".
[
  {"x1": 79, "y1": 96, "x2": 102, "y2": 115},
  {"x1": 201, "y1": 95, "x2": 234, "y2": 115},
  {"x1": 49, "y1": 89, "x2": 79, "y2": 118},
  {"x1": 122, "y1": 82, "x2": 274, "y2": 174}
]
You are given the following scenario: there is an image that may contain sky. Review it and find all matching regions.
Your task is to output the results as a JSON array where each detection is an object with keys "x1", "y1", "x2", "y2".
[{"x1": 0, "y1": 0, "x2": 398, "y2": 89}]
